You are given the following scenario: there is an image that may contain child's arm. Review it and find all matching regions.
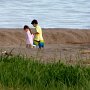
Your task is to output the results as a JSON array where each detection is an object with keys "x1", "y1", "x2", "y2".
[{"x1": 34, "y1": 32, "x2": 39, "y2": 35}]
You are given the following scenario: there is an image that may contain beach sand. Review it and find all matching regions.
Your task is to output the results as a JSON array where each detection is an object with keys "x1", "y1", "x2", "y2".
[{"x1": 0, "y1": 28, "x2": 90, "y2": 64}]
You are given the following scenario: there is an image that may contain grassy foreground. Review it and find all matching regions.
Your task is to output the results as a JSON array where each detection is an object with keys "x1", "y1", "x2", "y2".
[{"x1": 0, "y1": 55, "x2": 90, "y2": 90}]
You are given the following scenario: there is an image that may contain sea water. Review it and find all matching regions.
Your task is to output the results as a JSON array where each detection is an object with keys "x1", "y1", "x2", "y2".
[{"x1": 0, "y1": 0, "x2": 90, "y2": 28}]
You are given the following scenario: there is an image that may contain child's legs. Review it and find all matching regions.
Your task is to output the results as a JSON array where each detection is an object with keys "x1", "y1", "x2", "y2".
[
  {"x1": 26, "y1": 44, "x2": 33, "y2": 48},
  {"x1": 26, "y1": 44, "x2": 29, "y2": 48},
  {"x1": 39, "y1": 40, "x2": 44, "y2": 49}
]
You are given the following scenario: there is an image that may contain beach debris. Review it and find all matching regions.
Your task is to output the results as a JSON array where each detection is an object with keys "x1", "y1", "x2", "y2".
[
  {"x1": 2, "y1": 51, "x2": 7, "y2": 54},
  {"x1": 1, "y1": 48, "x2": 14, "y2": 56},
  {"x1": 33, "y1": 45, "x2": 36, "y2": 48},
  {"x1": 2, "y1": 51, "x2": 13, "y2": 56}
]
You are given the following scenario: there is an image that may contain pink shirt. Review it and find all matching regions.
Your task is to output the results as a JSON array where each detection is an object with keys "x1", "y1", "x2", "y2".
[{"x1": 26, "y1": 30, "x2": 34, "y2": 45}]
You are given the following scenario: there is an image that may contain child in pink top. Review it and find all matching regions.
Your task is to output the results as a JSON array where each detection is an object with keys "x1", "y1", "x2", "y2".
[{"x1": 23, "y1": 25, "x2": 34, "y2": 48}]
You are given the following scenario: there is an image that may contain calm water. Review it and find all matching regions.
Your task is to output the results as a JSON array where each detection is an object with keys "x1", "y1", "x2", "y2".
[{"x1": 0, "y1": 0, "x2": 90, "y2": 28}]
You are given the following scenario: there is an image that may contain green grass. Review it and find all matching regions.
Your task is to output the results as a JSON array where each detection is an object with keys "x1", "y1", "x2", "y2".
[{"x1": 0, "y1": 55, "x2": 90, "y2": 90}]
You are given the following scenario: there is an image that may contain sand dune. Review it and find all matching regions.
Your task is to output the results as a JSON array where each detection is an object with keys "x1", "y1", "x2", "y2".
[{"x1": 0, "y1": 28, "x2": 90, "y2": 46}]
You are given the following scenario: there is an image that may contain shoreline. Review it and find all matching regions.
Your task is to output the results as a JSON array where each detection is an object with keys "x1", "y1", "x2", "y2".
[{"x1": 0, "y1": 28, "x2": 90, "y2": 30}]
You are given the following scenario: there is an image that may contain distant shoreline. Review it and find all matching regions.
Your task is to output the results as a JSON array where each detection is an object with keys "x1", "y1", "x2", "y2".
[{"x1": 0, "y1": 28, "x2": 90, "y2": 31}]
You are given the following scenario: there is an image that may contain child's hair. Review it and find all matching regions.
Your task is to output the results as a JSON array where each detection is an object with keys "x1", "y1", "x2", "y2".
[
  {"x1": 31, "y1": 19, "x2": 38, "y2": 25},
  {"x1": 23, "y1": 25, "x2": 32, "y2": 34}
]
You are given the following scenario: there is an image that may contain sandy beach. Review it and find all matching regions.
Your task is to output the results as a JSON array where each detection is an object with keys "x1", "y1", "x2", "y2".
[{"x1": 0, "y1": 28, "x2": 90, "y2": 63}]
